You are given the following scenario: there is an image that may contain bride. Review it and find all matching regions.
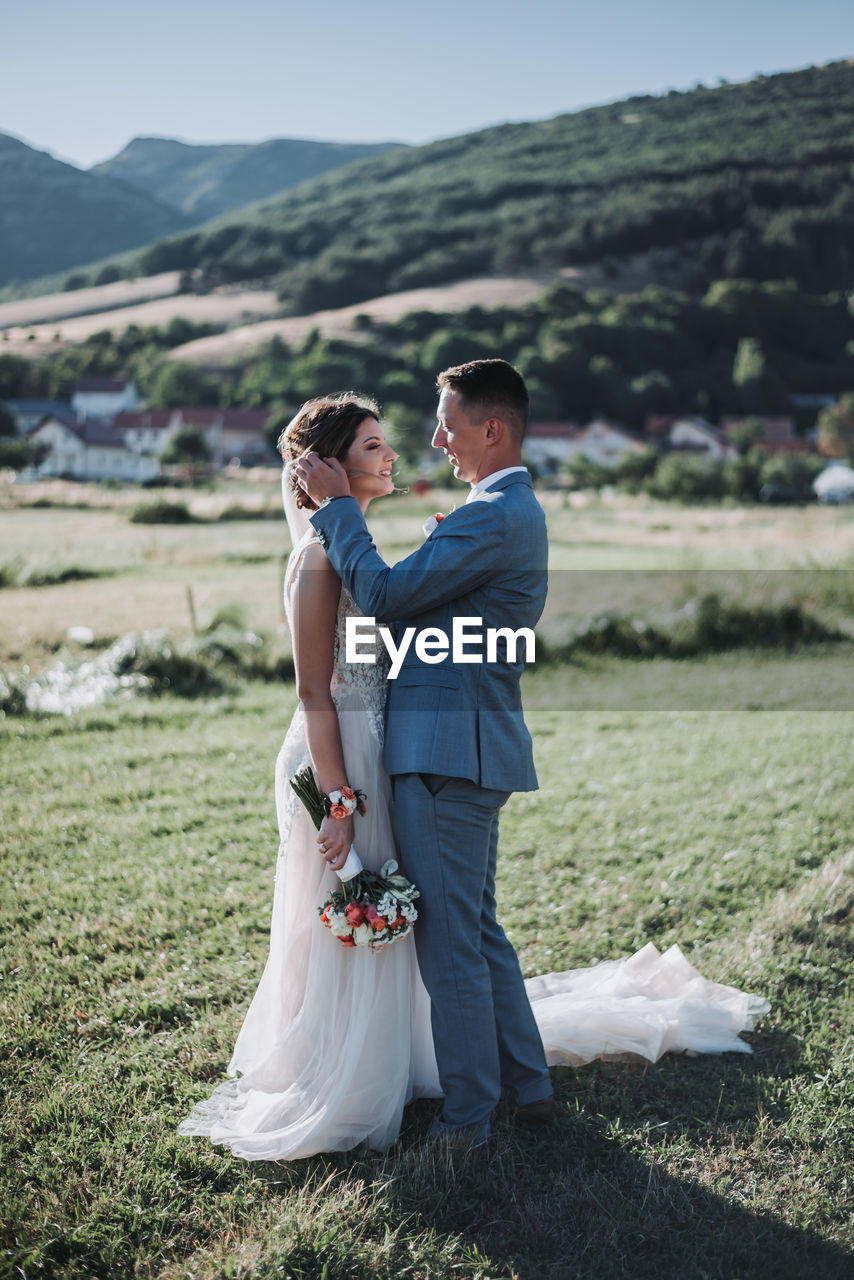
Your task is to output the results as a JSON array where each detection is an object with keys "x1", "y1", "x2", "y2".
[{"x1": 179, "y1": 393, "x2": 769, "y2": 1161}]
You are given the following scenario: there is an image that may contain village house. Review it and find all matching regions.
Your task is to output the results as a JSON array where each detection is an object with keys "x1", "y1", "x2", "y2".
[
  {"x1": 179, "y1": 408, "x2": 274, "y2": 467},
  {"x1": 523, "y1": 422, "x2": 580, "y2": 471},
  {"x1": 668, "y1": 416, "x2": 736, "y2": 459},
  {"x1": 29, "y1": 413, "x2": 161, "y2": 483},
  {"x1": 4, "y1": 398, "x2": 73, "y2": 434},
  {"x1": 645, "y1": 415, "x2": 736, "y2": 458},
  {"x1": 562, "y1": 418, "x2": 646, "y2": 466},
  {"x1": 112, "y1": 407, "x2": 272, "y2": 467},
  {"x1": 71, "y1": 375, "x2": 142, "y2": 421},
  {"x1": 110, "y1": 410, "x2": 176, "y2": 456},
  {"x1": 720, "y1": 416, "x2": 815, "y2": 455}
]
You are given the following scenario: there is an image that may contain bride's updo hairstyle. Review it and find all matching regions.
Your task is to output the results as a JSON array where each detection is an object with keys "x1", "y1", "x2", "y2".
[{"x1": 279, "y1": 393, "x2": 381, "y2": 511}]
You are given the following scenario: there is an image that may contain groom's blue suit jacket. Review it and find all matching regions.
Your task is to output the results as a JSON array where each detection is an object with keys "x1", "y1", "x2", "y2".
[{"x1": 311, "y1": 471, "x2": 547, "y2": 793}]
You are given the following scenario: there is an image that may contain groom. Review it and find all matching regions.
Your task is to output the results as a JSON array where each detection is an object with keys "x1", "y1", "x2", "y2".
[{"x1": 297, "y1": 358, "x2": 553, "y2": 1146}]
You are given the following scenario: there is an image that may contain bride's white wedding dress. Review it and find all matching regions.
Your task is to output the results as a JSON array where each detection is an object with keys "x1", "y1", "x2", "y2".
[{"x1": 179, "y1": 530, "x2": 769, "y2": 1161}]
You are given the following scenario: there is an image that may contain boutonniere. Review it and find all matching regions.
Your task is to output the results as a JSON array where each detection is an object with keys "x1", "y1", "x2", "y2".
[{"x1": 422, "y1": 507, "x2": 455, "y2": 537}]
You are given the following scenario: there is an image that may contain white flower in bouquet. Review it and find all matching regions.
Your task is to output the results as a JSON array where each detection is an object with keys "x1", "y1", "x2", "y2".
[
  {"x1": 316, "y1": 853, "x2": 419, "y2": 950},
  {"x1": 377, "y1": 892, "x2": 398, "y2": 919}
]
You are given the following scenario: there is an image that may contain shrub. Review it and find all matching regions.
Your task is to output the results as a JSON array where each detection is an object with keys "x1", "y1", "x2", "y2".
[
  {"x1": 129, "y1": 500, "x2": 194, "y2": 525},
  {"x1": 721, "y1": 455, "x2": 763, "y2": 502},
  {"x1": 565, "y1": 455, "x2": 616, "y2": 490},
  {"x1": 109, "y1": 631, "x2": 226, "y2": 696},
  {"x1": 649, "y1": 453, "x2": 726, "y2": 502},
  {"x1": 670, "y1": 594, "x2": 837, "y2": 654},
  {"x1": 217, "y1": 504, "x2": 279, "y2": 522},
  {"x1": 16, "y1": 565, "x2": 114, "y2": 588},
  {"x1": 0, "y1": 669, "x2": 27, "y2": 717},
  {"x1": 541, "y1": 594, "x2": 844, "y2": 662},
  {"x1": 615, "y1": 448, "x2": 659, "y2": 494},
  {"x1": 0, "y1": 560, "x2": 21, "y2": 588},
  {"x1": 759, "y1": 453, "x2": 825, "y2": 503}
]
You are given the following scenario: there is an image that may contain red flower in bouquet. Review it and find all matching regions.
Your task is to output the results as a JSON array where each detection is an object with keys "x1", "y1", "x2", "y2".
[
  {"x1": 365, "y1": 904, "x2": 388, "y2": 931},
  {"x1": 317, "y1": 858, "x2": 419, "y2": 951}
]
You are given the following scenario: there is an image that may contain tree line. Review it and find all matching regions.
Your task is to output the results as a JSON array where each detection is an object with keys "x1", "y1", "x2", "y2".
[{"x1": 2, "y1": 274, "x2": 853, "y2": 477}]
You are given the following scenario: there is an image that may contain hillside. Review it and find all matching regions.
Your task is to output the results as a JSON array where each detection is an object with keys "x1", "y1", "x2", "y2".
[
  {"x1": 52, "y1": 61, "x2": 854, "y2": 312},
  {"x1": 0, "y1": 134, "x2": 190, "y2": 289},
  {"x1": 93, "y1": 135, "x2": 406, "y2": 221}
]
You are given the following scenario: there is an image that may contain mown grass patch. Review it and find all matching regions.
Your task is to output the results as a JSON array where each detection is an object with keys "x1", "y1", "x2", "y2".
[
  {"x1": 3, "y1": 494, "x2": 853, "y2": 656},
  {"x1": 2, "y1": 668, "x2": 852, "y2": 1278}
]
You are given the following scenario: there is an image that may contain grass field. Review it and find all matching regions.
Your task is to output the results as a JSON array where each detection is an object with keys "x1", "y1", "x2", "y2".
[
  {"x1": 2, "y1": 487, "x2": 853, "y2": 1277},
  {"x1": 3, "y1": 479, "x2": 854, "y2": 661}
]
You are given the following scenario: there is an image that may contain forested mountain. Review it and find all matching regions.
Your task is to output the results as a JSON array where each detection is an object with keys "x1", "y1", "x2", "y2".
[
  {"x1": 72, "y1": 60, "x2": 854, "y2": 311},
  {"x1": 0, "y1": 134, "x2": 190, "y2": 288},
  {"x1": 93, "y1": 135, "x2": 406, "y2": 222}
]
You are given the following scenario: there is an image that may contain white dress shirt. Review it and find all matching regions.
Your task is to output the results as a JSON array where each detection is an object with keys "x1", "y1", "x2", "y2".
[{"x1": 465, "y1": 466, "x2": 529, "y2": 502}]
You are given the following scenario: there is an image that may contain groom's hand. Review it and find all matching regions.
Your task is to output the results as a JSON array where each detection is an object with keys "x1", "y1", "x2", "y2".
[{"x1": 294, "y1": 452, "x2": 351, "y2": 506}]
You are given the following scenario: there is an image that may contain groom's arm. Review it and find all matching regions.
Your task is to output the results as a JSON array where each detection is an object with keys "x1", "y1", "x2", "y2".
[{"x1": 309, "y1": 496, "x2": 509, "y2": 621}]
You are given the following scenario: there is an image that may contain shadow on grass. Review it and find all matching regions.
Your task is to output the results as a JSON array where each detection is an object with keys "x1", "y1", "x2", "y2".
[{"x1": 369, "y1": 1067, "x2": 853, "y2": 1280}]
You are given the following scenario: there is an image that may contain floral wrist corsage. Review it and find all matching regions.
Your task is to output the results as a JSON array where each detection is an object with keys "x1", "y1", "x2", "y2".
[
  {"x1": 290, "y1": 766, "x2": 366, "y2": 826},
  {"x1": 326, "y1": 785, "x2": 367, "y2": 820}
]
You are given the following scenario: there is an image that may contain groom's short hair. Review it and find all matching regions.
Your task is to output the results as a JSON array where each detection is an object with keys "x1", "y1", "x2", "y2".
[{"x1": 437, "y1": 359, "x2": 529, "y2": 441}]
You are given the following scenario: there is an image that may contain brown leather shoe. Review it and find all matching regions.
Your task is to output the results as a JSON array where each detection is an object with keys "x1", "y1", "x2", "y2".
[{"x1": 515, "y1": 1096, "x2": 555, "y2": 1126}]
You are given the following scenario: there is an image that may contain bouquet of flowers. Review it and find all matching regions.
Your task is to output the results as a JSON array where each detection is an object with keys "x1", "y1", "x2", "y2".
[
  {"x1": 318, "y1": 859, "x2": 419, "y2": 950},
  {"x1": 290, "y1": 765, "x2": 419, "y2": 949}
]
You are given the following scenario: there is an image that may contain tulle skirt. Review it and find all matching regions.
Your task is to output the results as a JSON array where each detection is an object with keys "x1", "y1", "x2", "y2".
[{"x1": 178, "y1": 688, "x2": 441, "y2": 1160}]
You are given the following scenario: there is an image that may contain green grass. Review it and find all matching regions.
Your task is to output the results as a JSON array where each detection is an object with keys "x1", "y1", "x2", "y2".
[
  {"x1": 1, "y1": 485, "x2": 853, "y2": 661},
  {"x1": 2, "y1": 666, "x2": 853, "y2": 1278}
]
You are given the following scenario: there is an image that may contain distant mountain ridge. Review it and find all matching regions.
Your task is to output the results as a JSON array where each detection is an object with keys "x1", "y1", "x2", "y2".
[
  {"x1": 7, "y1": 62, "x2": 854, "y2": 306},
  {"x1": 93, "y1": 135, "x2": 407, "y2": 221},
  {"x1": 0, "y1": 133, "x2": 189, "y2": 288},
  {"x1": 85, "y1": 60, "x2": 854, "y2": 312}
]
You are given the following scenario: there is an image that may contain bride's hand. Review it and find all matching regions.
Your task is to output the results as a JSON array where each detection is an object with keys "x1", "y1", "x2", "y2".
[{"x1": 317, "y1": 813, "x2": 354, "y2": 871}]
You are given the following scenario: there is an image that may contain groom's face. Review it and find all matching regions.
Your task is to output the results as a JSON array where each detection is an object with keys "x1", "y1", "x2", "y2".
[{"x1": 432, "y1": 388, "x2": 488, "y2": 485}]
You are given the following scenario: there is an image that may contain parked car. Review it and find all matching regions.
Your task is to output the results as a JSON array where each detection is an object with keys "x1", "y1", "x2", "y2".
[{"x1": 814, "y1": 463, "x2": 854, "y2": 504}]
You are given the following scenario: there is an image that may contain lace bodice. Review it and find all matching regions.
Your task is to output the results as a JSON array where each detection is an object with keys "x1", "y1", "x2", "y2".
[{"x1": 285, "y1": 533, "x2": 389, "y2": 741}]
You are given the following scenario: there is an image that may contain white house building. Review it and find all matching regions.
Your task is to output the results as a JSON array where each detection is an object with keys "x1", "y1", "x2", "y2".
[
  {"x1": 523, "y1": 422, "x2": 581, "y2": 471},
  {"x1": 110, "y1": 410, "x2": 176, "y2": 455},
  {"x1": 180, "y1": 408, "x2": 273, "y2": 467},
  {"x1": 113, "y1": 407, "x2": 273, "y2": 467},
  {"x1": 29, "y1": 414, "x2": 160, "y2": 483},
  {"x1": 668, "y1": 416, "x2": 737, "y2": 459},
  {"x1": 563, "y1": 419, "x2": 646, "y2": 466},
  {"x1": 71, "y1": 375, "x2": 142, "y2": 421}
]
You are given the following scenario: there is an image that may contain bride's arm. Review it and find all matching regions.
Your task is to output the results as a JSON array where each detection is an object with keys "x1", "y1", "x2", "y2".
[{"x1": 291, "y1": 542, "x2": 354, "y2": 871}]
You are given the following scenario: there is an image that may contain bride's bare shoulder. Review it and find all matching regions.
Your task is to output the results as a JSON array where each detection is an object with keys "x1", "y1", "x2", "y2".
[
  {"x1": 291, "y1": 539, "x2": 340, "y2": 610},
  {"x1": 298, "y1": 539, "x2": 336, "y2": 574}
]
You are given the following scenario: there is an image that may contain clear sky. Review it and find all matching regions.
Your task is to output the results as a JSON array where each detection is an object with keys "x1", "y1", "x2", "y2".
[{"x1": 4, "y1": 0, "x2": 853, "y2": 168}]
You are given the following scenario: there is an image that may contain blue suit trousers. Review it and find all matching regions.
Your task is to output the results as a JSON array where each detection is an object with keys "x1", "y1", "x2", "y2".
[{"x1": 392, "y1": 772, "x2": 552, "y2": 1142}]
